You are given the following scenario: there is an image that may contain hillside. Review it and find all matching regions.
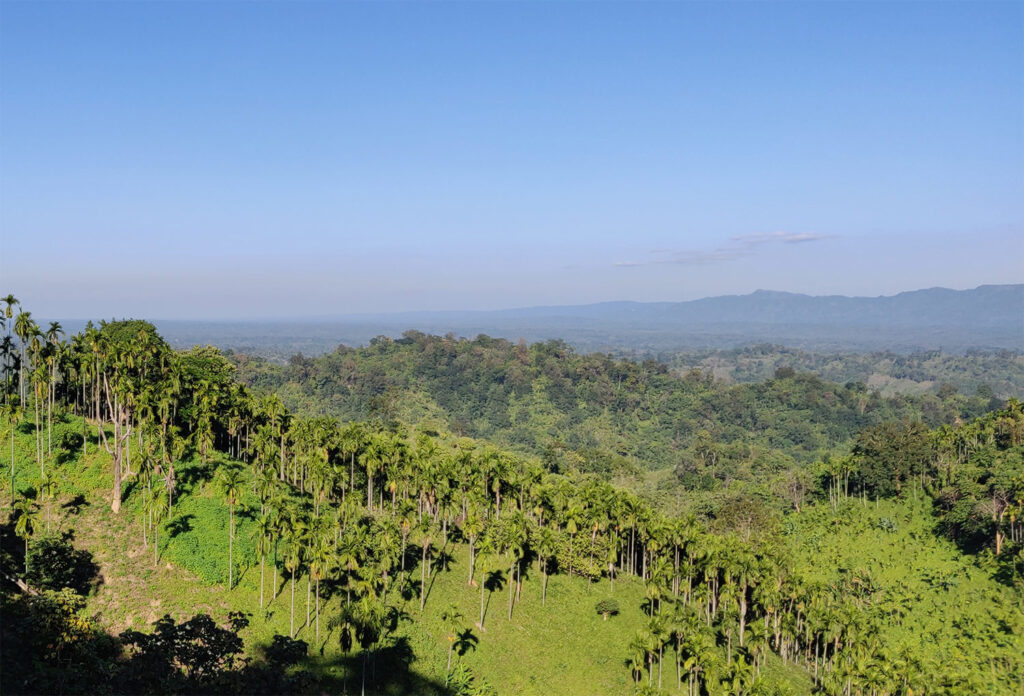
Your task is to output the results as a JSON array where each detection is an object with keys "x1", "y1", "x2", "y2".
[
  {"x1": 662, "y1": 346, "x2": 1024, "y2": 399},
  {"x1": 0, "y1": 308, "x2": 1021, "y2": 696},
  {"x1": 2, "y1": 414, "x2": 1020, "y2": 695},
  {"x1": 231, "y1": 333, "x2": 1001, "y2": 486}
]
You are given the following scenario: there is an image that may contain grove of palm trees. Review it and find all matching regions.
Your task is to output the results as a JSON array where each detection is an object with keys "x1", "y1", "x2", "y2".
[{"x1": 0, "y1": 296, "x2": 1021, "y2": 695}]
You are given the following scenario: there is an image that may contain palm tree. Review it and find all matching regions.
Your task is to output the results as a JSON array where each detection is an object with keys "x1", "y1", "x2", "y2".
[
  {"x1": 627, "y1": 632, "x2": 648, "y2": 686},
  {"x1": 475, "y1": 541, "x2": 496, "y2": 631},
  {"x1": 217, "y1": 467, "x2": 245, "y2": 589},
  {"x1": 44, "y1": 322, "x2": 63, "y2": 456},
  {"x1": 416, "y1": 518, "x2": 435, "y2": 611},
  {"x1": 148, "y1": 484, "x2": 168, "y2": 565},
  {"x1": 440, "y1": 603, "x2": 464, "y2": 684},
  {"x1": 1, "y1": 295, "x2": 17, "y2": 400},
  {"x1": 284, "y1": 526, "x2": 303, "y2": 637},
  {"x1": 14, "y1": 496, "x2": 38, "y2": 573},
  {"x1": 13, "y1": 311, "x2": 34, "y2": 405},
  {"x1": 3, "y1": 402, "x2": 22, "y2": 504},
  {"x1": 463, "y1": 503, "x2": 485, "y2": 585},
  {"x1": 255, "y1": 513, "x2": 273, "y2": 609},
  {"x1": 536, "y1": 525, "x2": 558, "y2": 605},
  {"x1": 36, "y1": 472, "x2": 54, "y2": 533},
  {"x1": 310, "y1": 531, "x2": 332, "y2": 640}
]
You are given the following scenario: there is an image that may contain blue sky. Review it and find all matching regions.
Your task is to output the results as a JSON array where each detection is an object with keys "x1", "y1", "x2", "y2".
[{"x1": 1, "y1": 1, "x2": 1021, "y2": 319}]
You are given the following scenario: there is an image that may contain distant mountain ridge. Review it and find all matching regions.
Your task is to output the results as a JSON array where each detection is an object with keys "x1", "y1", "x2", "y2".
[
  {"x1": 52, "y1": 284, "x2": 1024, "y2": 355},
  {"x1": 347, "y1": 284, "x2": 1020, "y2": 328}
]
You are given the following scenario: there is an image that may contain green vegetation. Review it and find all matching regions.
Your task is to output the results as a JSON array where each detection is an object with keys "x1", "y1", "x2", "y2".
[
  {"x1": 663, "y1": 345, "x2": 1023, "y2": 400},
  {"x1": 231, "y1": 333, "x2": 997, "y2": 485},
  {"x1": 0, "y1": 295, "x2": 1021, "y2": 695}
]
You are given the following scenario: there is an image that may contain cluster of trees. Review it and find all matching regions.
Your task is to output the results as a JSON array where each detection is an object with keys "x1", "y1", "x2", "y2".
[
  {"x1": 231, "y1": 333, "x2": 999, "y2": 496},
  {"x1": 664, "y1": 344, "x2": 1022, "y2": 401},
  {"x1": 1, "y1": 297, "x2": 1020, "y2": 695}
]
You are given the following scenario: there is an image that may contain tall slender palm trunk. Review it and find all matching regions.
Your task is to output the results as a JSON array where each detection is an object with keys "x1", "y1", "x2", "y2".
[{"x1": 290, "y1": 571, "x2": 296, "y2": 637}]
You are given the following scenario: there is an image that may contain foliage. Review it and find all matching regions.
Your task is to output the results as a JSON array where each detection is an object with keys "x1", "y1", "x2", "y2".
[
  {"x1": 0, "y1": 588, "x2": 119, "y2": 695},
  {"x1": 118, "y1": 611, "x2": 250, "y2": 692},
  {"x1": 594, "y1": 598, "x2": 619, "y2": 619},
  {"x1": 26, "y1": 532, "x2": 101, "y2": 595},
  {"x1": 0, "y1": 297, "x2": 1020, "y2": 696}
]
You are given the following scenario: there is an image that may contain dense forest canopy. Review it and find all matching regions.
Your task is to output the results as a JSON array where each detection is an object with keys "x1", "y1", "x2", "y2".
[
  {"x1": 0, "y1": 295, "x2": 1021, "y2": 696},
  {"x1": 231, "y1": 333, "x2": 1002, "y2": 510}
]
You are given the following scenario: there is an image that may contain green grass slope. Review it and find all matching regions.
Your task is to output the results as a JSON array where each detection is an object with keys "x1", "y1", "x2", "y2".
[{"x1": 2, "y1": 415, "x2": 649, "y2": 695}]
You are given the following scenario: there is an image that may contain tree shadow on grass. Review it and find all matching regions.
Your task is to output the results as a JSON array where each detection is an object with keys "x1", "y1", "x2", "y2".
[
  {"x1": 295, "y1": 636, "x2": 457, "y2": 696},
  {"x1": 61, "y1": 494, "x2": 89, "y2": 515},
  {"x1": 455, "y1": 628, "x2": 478, "y2": 657},
  {"x1": 479, "y1": 569, "x2": 505, "y2": 628},
  {"x1": 175, "y1": 460, "x2": 215, "y2": 496},
  {"x1": 166, "y1": 514, "x2": 194, "y2": 539}
]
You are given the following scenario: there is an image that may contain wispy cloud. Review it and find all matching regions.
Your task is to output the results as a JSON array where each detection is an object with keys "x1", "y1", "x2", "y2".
[
  {"x1": 730, "y1": 231, "x2": 835, "y2": 245},
  {"x1": 615, "y1": 231, "x2": 835, "y2": 268}
]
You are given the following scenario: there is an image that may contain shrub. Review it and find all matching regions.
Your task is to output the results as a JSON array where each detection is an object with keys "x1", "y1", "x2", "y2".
[{"x1": 594, "y1": 599, "x2": 619, "y2": 621}]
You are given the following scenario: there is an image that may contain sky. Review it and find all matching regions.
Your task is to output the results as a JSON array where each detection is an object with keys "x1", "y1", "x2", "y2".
[{"x1": 1, "y1": 1, "x2": 1021, "y2": 320}]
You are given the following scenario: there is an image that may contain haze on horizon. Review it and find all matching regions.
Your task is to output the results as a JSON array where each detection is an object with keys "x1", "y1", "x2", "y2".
[{"x1": 1, "y1": 2, "x2": 1022, "y2": 321}]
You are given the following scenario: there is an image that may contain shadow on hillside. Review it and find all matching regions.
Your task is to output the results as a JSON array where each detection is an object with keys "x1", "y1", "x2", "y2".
[
  {"x1": 990, "y1": 550, "x2": 1024, "y2": 590},
  {"x1": 0, "y1": 520, "x2": 101, "y2": 596},
  {"x1": 175, "y1": 461, "x2": 215, "y2": 495},
  {"x1": 166, "y1": 514, "x2": 194, "y2": 539},
  {"x1": 62, "y1": 494, "x2": 89, "y2": 515},
  {"x1": 290, "y1": 636, "x2": 458, "y2": 696},
  {"x1": 477, "y1": 569, "x2": 506, "y2": 627}
]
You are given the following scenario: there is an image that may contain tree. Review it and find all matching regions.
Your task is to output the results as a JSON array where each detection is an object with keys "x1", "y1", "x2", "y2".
[
  {"x1": 147, "y1": 484, "x2": 168, "y2": 566},
  {"x1": 216, "y1": 467, "x2": 245, "y2": 589},
  {"x1": 595, "y1": 598, "x2": 620, "y2": 621},
  {"x1": 284, "y1": 524, "x2": 303, "y2": 637},
  {"x1": 3, "y1": 401, "x2": 22, "y2": 504},
  {"x1": 475, "y1": 542, "x2": 496, "y2": 631},
  {"x1": 440, "y1": 603, "x2": 464, "y2": 684},
  {"x1": 416, "y1": 518, "x2": 435, "y2": 611},
  {"x1": 852, "y1": 421, "x2": 933, "y2": 497},
  {"x1": 309, "y1": 531, "x2": 332, "y2": 640},
  {"x1": 255, "y1": 513, "x2": 273, "y2": 609},
  {"x1": 44, "y1": 322, "x2": 63, "y2": 457},
  {"x1": 14, "y1": 496, "x2": 39, "y2": 573}
]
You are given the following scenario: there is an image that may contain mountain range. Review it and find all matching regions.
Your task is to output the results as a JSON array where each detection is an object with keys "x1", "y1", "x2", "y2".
[{"x1": 55, "y1": 284, "x2": 1024, "y2": 356}]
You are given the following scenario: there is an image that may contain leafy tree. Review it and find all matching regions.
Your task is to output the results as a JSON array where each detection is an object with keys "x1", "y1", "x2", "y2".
[
  {"x1": 595, "y1": 598, "x2": 619, "y2": 621},
  {"x1": 25, "y1": 533, "x2": 100, "y2": 595}
]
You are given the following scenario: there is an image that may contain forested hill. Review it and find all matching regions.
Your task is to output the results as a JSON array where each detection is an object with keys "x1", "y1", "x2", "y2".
[
  {"x1": 663, "y1": 345, "x2": 1024, "y2": 399},
  {"x1": 232, "y1": 333, "x2": 1001, "y2": 477}
]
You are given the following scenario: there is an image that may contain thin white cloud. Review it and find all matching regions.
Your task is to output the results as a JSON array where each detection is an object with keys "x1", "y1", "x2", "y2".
[
  {"x1": 730, "y1": 231, "x2": 835, "y2": 245},
  {"x1": 616, "y1": 231, "x2": 835, "y2": 267}
]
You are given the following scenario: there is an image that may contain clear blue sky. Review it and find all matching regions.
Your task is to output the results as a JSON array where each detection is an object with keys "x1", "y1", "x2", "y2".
[{"x1": 1, "y1": 1, "x2": 1021, "y2": 319}]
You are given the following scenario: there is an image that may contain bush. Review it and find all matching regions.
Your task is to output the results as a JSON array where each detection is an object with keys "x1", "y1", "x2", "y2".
[
  {"x1": 26, "y1": 534, "x2": 101, "y2": 596},
  {"x1": 594, "y1": 599, "x2": 619, "y2": 621}
]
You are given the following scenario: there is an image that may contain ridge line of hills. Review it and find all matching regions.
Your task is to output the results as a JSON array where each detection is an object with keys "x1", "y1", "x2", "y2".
[{"x1": 44, "y1": 284, "x2": 1024, "y2": 355}]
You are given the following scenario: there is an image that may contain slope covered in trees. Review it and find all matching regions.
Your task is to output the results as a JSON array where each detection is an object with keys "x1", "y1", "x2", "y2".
[
  {"x1": 230, "y1": 333, "x2": 998, "y2": 506},
  {"x1": 0, "y1": 296, "x2": 1021, "y2": 695},
  {"x1": 661, "y1": 346, "x2": 1023, "y2": 400}
]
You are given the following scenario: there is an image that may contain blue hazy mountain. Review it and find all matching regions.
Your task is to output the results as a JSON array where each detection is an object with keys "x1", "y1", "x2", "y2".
[{"x1": 55, "y1": 284, "x2": 1023, "y2": 356}]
